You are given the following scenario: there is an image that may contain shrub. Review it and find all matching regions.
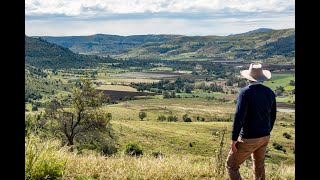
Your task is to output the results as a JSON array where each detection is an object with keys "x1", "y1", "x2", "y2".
[
  {"x1": 124, "y1": 143, "x2": 143, "y2": 156},
  {"x1": 25, "y1": 136, "x2": 66, "y2": 180},
  {"x1": 283, "y1": 132, "x2": 292, "y2": 139},
  {"x1": 152, "y1": 151, "x2": 165, "y2": 158},
  {"x1": 157, "y1": 115, "x2": 167, "y2": 121},
  {"x1": 139, "y1": 111, "x2": 147, "y2": 120},
  {"x1": 167, "y1": 115, "x2": 178, "y2": 122},
  {"x1": 100, "y1": 141, "x2": 118, "y2": 156},
  {"x1": 32, "y1": 105, "x2": 38, "y2": 111},
  {"x1": 272, "y1": 142, "x2": 286, "y2": 153},
  {"x1": 182, "y1": 114, "x2": 192, "y2": 122}
]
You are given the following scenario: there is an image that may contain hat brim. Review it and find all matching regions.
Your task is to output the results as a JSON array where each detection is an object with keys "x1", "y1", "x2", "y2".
[{"x1": 240, "y1": 70, "x2": 271, "y2": 82}]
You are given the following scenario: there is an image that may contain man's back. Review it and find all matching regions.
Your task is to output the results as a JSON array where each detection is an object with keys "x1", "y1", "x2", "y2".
[
  {"x1": 226, "y1": 63, "x2": 276, "y2": 180},
  {"x1": 232, "y1": 83, "x2": 277, "y2": 141}
]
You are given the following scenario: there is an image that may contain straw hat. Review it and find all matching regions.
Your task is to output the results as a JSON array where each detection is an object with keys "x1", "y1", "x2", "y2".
[{"x1": 240, "y1": 63, "x2": 271, "y2": 82}]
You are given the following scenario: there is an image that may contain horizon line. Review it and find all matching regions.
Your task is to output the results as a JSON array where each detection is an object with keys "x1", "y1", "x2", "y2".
[{"x1": 26, "y1": 27, "x2": 294, "y2": 37}]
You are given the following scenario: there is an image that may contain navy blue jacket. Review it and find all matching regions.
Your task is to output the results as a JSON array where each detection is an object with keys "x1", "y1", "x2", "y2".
[{"x1": 232, "y1": 83, "x2": 277, "y2": 141}]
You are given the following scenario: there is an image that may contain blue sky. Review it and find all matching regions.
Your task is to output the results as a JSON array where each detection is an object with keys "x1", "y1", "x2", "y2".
[{"x1": 25, "y1": 0, "x2": 295, "y2": 36}]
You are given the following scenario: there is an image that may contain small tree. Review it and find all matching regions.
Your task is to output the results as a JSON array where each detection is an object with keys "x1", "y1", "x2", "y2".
[
  {"x1": 139, "y1": 111, "x2": 147, "y2": 120},
  {"x1": 125, "y1": 143, "x2": 143, "y2": 156},
  {"x1": 167, "y1": 115, "x2": 178, "y2": 122},
  {"x1": 44, "y1": 79, "x2": 113, "y2": 147},
  {"x1": 182, "y1": 114, "x2": 192, "y2": 122}
]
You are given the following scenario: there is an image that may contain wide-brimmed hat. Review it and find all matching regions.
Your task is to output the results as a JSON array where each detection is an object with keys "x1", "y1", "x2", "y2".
[{"x1": 240, "y1": 63, "x2": 271, "y2": 82}]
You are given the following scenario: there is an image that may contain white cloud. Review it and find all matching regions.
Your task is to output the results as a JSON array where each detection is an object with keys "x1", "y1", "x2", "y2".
[
  {"x1": 25, "y1": 14, "x2": 294, "y2": 36},
  {"x1": 25, "y1": 0, "x2": 294, "y2": 36},
  {"x1": 25, "y1": 0, "x2": 294, "y2": 16}
]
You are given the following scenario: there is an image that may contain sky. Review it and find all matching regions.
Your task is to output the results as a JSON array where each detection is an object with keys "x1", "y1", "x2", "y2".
[{"x1": 25, "y1": 0, "x2": 295, "y2": 36}]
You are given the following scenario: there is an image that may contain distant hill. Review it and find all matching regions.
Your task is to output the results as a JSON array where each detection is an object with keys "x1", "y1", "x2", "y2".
[
  {"x1": 38, "y1": 28, "x2": 295, "y2": 62},
  {"x1": 229, "y1": 28, "x2": 273, "y2": 36},
  {"x1": 25, "y1": 35, "x2": 117, "y2": 69}
]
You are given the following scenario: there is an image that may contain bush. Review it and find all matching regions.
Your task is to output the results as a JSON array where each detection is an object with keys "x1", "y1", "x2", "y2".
[
  {"x1": 272, "y1": 142, "x2": 286, "y2": 153},
  {"x1": 283, "y1": 132, "x2": 292, "y2": 139},
  {"x1": 152, "y1": 151, "x2": 165, "y2": 158},
  {"x1": 167, "y1": 115, "x2": 178, "y2": 122},
  {"x1": 32, "y1": 105, "x2": 38, "y2": 111},
  {"x1": 139, "y1": 111, "x2": 147, "y2": 120},
  {"x1": 157, "y1": 115, "x2": 167, "y2": 121},
  {"x1": 182, "y1": 114, "x2": 192, "y2": 122},
  {"x1": 100, "y1": 141, "x2": 118, "y2": 156},
  {"x1": 124, "y1": 143, "x2": 143, "y2": 156},
  {"x1": 25, "y1": 136, "x2": 66, "y2": 180}
]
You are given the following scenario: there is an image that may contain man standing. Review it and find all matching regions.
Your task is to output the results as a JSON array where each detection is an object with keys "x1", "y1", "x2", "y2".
[{"x1": 226, "y1": 63, "x2": 277, "y2": 180}]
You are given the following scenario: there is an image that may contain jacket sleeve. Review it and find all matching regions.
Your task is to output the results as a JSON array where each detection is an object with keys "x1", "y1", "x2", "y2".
[
  {"x1": 270, "y1": 93, "x2": 277, "y2": 131},
  {"x1": 231, "y1": 89, "x2": 248, "y2": 141}
]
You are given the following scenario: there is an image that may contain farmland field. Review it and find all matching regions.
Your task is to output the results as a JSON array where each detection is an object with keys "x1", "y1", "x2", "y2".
[{"x1": 263, "y1": 73, "x2": 295, "y2": 91}]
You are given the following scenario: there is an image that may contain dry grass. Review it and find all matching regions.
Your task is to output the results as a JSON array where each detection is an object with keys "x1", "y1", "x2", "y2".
[
  {"x1": 26, "y1": 132, "x2": 294, "y2": 180},
  {"x1": 96, "y1": 85, "x2": 138, "y2": 92},
  {"x1": 36, "y1": 143, "x2": 295, "y2": 179}
]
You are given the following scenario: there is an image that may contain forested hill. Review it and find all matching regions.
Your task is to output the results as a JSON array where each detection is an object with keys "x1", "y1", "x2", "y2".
[
  {"x1": 25, "y1": 35, "x2": 117, "y2": 69},
  {"x1": 38, "y1": 28, "x2": 295, "y2": 62}
]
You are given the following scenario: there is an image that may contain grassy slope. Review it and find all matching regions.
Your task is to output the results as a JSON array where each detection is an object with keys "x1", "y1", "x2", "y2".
[
  {"x1": 264, "y1": 74, "x2": 295, "y2": 103},
  {"x1": 264, "y1": 74, "x2": 295, "y2": 90},
  {"x1": 39, "y1": 29, "x2": 295, "y2": 62},
  {"x1": 98, "y1": 98, "x2": 295, "y2": 165},
  {"x1": 25, "y1": 35, "x2": 117, "y2": 69}
]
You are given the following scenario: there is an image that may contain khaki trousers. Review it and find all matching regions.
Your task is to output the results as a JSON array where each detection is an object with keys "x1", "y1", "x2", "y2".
[{"x1": 225, "y1": 135, "x2": 270, "y2": 180}]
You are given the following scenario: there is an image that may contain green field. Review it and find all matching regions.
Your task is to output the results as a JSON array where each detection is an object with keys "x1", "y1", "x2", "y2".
[
  {"x1": 264, "y1": 74, "x2": 295, "y2": 91},
  {"x1": 98, "y1": 97, "x2": 295, "y2": 164}
]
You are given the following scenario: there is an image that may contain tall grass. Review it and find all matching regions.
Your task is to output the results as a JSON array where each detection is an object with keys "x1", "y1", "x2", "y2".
[
  {"x1": 26, "y1": 134, "x2": 294, "y2": 179},
  {"x1": 25, "y1": 135, "x2": 67, "y2": 179}
]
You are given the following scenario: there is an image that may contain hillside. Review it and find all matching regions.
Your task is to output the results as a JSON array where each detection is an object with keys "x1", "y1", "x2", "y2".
[
  {"x1": 39, "y1": 28, "x2": 295, "y2": 62},
  {"x1": 229, "y1": 28, "x2": 273, "y2": 36},
  {"x1": 25, "y1": 64, "x2": 66, "y2": 103},
  {"x1": 25, "y1": 35, "x2": 117, "y2": 69}
]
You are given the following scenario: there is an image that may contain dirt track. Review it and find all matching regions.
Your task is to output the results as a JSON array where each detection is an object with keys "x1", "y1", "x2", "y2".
[{"x1": 277, "y1": 102, "x2": 295, "y2": 109}]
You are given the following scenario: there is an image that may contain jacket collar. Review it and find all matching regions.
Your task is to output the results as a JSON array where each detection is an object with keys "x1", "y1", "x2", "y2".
[{"x1": 249, "y1": 81, "x2": 263, "y2": 86}]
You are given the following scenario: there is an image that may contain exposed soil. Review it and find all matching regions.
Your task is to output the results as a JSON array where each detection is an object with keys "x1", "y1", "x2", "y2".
[
  {"x1": 277, "y1": 102, "x2": 295, "y2": 109},
  {"x1": 97, "y1": 90, "x2": 159, "y2": 101}
]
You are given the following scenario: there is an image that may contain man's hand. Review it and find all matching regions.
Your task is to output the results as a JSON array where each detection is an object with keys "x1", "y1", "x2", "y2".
[{"x1": 231, "y1": 141, "x2": 238, "y2": 153}]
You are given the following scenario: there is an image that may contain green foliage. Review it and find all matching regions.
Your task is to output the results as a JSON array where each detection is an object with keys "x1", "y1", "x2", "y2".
[
  {"x1": 100, "y1": 140, "x2": 118, "y2": 156},
  {"x1": 182, "y1": 114, "x2": 192, "y2": 122},
  {"x1": 272, "y1": 142, "x2": 286, "y2": 153},
  {"x1": 157, "y1": 115, "x2": 167, "y2": 121},
  {"x1": 25, "y1": 36, "x2": 117, "y2": 69},
  {"x1": 25, "y1": 65, "x2": 64, "y2": 102},
  {"x1": 124, "y1": 143, "x2": 143, "y2": 156},
  {"x1": 32, "y1": 105, "x2": 38, "y2": 111},
  {"x1": 139, "y1": 111, "x2": 147, "y2": 120},
  {"x1": 289, "y1": 80, "x2": 295, "y2": 86},
  {"x1": 283, "y1": 132, "x2": 292, "y2": 139},
  {"x1": 44, "y1": 79, "x2": 114, "y2": 147},
  {"x1": 25, "y1": 135, "x2": 66, "y2": 180},
  {"x1": 167, "y1": 115, "x2": 178, "y2": 122},
  {"x1": 275, "y1": 86, "x2": 285, "y2": 96}
]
